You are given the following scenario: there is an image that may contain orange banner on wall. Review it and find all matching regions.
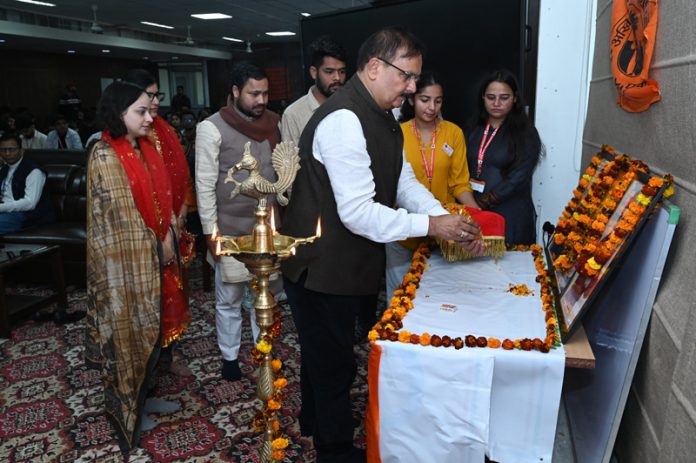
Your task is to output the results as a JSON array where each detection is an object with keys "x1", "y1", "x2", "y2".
[{"x1": 610, "y1": 0, "x2": 660, "y2": 112}]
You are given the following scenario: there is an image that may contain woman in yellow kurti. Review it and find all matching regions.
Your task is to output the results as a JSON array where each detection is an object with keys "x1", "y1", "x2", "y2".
[{"x1": 385, "y1": 70, "x2": 479, "y2": 299}]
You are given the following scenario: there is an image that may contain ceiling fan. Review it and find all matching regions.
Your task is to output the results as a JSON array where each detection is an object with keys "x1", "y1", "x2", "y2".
[
  {"x1": 90, "y1": 4, "x2": 103, "y2": 34},
  {"x1": 174, "y1": 26, "x2": 195, "y2": 46}
]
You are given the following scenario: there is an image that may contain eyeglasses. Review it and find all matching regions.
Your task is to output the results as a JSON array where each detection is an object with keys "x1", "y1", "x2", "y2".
[
  {"x1": 145, "y1": 91, "x2": 166, "y2": 101},
  {"x1": 378, "y1": 57, "x2": 420, "y2": 83},
  {"x1": 0, "y1": 147, "x2": 20, "y2": 154}
]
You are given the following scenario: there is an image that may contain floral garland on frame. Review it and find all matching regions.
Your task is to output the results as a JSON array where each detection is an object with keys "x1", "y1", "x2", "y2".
[
  {"x1": 368, "y1": 243, "x2": 560, "y2": 353},
  {"x1": 552, "y1": 146, "x2": 674, "y2": 277},
  {"x1": 250, "y1": 310, "x2": 290, "y2": 462}
]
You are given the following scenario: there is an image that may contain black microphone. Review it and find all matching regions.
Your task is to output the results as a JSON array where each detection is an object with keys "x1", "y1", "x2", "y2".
[{"x1": 542, "y1": 221, "x2": 555, "y2": 236}]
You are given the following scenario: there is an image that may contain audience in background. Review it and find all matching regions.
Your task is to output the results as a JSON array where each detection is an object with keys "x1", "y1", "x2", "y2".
[
  {"x1": 170, "y1": 85, "x2": 192, "y2": 112},
  {"x1": 58, "y1": 84, "x2": 81, "y2": 122},
  {"x1": 0, "y1": 130, "x2": 55, "y2": 234},
  {"x1": 46, "y1": 114, "x2": 83, "y2": 150},
  {"x1": 15, "y1": 113, "x2": 48, "y2": 150}
]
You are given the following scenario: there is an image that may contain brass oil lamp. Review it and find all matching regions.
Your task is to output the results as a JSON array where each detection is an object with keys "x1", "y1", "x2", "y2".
[{"x1": 214, "y1": 141, "x2": 319, "y2": 462}]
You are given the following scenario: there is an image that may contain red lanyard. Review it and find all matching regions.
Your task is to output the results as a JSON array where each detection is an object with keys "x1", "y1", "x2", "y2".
[
  {"x1": 476, "y1": 122, "x2": 498, "y2": 178},
  {"x1": 412, "y1": 120, "x2": 438, "y2": 186}
]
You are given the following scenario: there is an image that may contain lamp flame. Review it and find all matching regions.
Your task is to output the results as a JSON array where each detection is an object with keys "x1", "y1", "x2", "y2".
[
  {"x1": 270, "y1": 208, "x2": 276, "y2": 235},
  {"x1": 316, "y1": 217, "x2": 322, "y2": 237},
  {"x1": 216, "y1": 237, "x2": 221, "y2": 255},
  {"x1": 291, "y1": 247, "x2": 296, "y2": 255}
]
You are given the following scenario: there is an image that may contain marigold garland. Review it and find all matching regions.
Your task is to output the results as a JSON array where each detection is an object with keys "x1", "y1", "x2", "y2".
[
  {"x1": 368, "y1": 243, "x2": 560, "y2": 353},
  {"x1": 552, "y1": 146, "x2": 674, "y2": 278},
  {"x1": 249, "y1": 309, "x2": 290, "y2": 462}
]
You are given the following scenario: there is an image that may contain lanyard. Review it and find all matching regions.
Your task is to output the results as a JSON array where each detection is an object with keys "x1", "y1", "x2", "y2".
[
  {"x1": 476, "y1": 122, "x2": 498, "y2": 178},
  {"x1": 412, "y1": 120, "x2": 438, "y2": 186}
]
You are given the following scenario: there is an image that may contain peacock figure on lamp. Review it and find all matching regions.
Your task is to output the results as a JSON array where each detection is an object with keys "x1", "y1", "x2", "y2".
[{"x1": 215, "y1": 140, "x2": 320, "y2": 463}]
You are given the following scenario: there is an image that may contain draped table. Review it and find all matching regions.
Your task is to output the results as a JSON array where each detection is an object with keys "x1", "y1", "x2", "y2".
[{"x1": 367, "y1": 251, "x2": 565, "y2": 463}]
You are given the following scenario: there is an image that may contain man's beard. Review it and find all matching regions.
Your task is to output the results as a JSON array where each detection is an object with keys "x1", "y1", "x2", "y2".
[
  {"x1": 316, "y1": 79, "x2": 342, "y2": 99},
  {"x1": 235, "y1": 100, "x2": 264, "y2": 119}
]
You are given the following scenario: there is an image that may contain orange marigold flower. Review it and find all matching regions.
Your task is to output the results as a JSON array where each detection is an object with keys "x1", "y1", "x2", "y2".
[
  {"x1": 272, "y1": 420, "x2": 280, "y2": 431},
  {"x1": 488, "y1": 337, "x2": 501, "y2": 348},
  {"x1": 268, "y1": 399, "x2": 281, "y2": 410},
  {"x1": 398, "y1": 330, "x2": 412, "y2": 343},
  {"x1": 554, "y1": 233, "x2": 566, "y2": 245},
  {"x1": 271, "y1": 450, "x2": 285, "y2": 461},
  {"x1": 272, "y1": 437, "x2": 289, "y2": 450},
  {"x1": 648, "y1": 177, "x2": 664, "y2": 188},
  {"x1": 420, "y1": 333, "x2": 431, "y2": 346},
  {"x1": 274, "y1": 378, "x2": 288, "y2": 389},
  {"x1": 591, "y1": 220, "x2": 606, "y2": 233}
]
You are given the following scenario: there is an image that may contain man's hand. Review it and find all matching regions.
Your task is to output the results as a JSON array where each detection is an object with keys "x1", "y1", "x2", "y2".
[
  {"x1": 205, "y1": 233, "x2": 221, "y2": 262},
  {"x1": 428, "y1": 214, "x2": 486, "y2": 256}
]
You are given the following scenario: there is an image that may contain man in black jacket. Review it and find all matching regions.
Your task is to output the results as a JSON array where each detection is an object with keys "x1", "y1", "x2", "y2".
[{"x1": 0, "y1": 130, "x2": 54, "y2": 234}]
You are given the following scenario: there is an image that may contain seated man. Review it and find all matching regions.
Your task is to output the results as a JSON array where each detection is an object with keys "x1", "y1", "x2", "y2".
[
  {"x1": 15, "y1": 113, "x2": 48, "y2": 150},
  {"x1": 46, "y1": 114, "x2": 83, "y2": 150},
  {"x1": 0, "y1": 130, "x2": 55, "y2": 234}
]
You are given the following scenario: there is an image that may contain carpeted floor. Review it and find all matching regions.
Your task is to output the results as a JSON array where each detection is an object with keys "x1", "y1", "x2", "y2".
[{"x1": 0, "y1": 262, "x2": 370, "y2": 462}]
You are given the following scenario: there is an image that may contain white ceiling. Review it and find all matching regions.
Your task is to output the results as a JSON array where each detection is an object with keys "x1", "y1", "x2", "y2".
[{"x1": 0, "y1": 0, "x2": 371, "y2": 60}]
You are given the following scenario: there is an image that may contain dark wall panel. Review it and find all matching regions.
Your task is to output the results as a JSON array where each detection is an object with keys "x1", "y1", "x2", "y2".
[{"x1": 301, "y1": 0, "x2": 535, "y2": 129}]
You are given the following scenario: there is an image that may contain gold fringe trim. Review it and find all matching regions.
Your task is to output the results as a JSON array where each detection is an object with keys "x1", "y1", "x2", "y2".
[
  {"x1": 161, "y1": 318, "x2": 192, "y2": 348},
  {"x1": 436, "y1": 236, "x2": 507, "y2": 262}
]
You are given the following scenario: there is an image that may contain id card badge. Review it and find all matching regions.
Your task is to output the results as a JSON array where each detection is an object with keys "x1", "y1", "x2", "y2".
[
  {"x1": 470, "y1": 178, "x2": 486, "y2": 193},
  {"x1": 442, "y1": 142, "x2": 454, "y2": 157}
]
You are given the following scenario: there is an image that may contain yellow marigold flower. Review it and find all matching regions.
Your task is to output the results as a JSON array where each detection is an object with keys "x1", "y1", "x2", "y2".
[
  {"x1": 271, "y1": 359, "x2": 282, "y2": 371},
  {"x1": 274, "y1": 378, "x2": 288, "y2": 389},
  {"x1": 636, "y1": 193, "x2": 651, "y2": 206},
  {"x1": 587, "y1": 257, "x2": 601, "y2": 270},
  {"x1": 382, "y1": 308, "x2": 394, "y2": 320},
  {"x1": 546, "y1": 317, "x2": 556, "y2": 327},
  {"x1": 663, "y1": 184, "x2": 675, "y2": 198},
  {"x1": 398, "y1": 330, "x2": 412, "y2": 343},
  {"x1": 272, "y1": 437, "x2": 289, "y2": 450},
  {"x1": 420, "y1": 333, "x2": 431, "y2": 346},
  {"x1": 368, "y1": 330, "x2": 379, "y2": 342},
  {"x1": 268, "y1": 399, "x2": 281, "y2": 410},
  {"x1": 256, "y1": 340, "x2": 273, "y2": 354}
]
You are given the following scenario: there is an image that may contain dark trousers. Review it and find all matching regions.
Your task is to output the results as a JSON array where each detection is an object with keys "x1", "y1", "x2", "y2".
[{"x1": 284, "y1": 274, "x2": 376, "y2": 462}]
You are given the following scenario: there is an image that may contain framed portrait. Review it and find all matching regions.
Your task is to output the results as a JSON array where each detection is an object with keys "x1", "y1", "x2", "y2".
[{"x1": 544, "y1": 146, "x2": 673, "y2": 340}]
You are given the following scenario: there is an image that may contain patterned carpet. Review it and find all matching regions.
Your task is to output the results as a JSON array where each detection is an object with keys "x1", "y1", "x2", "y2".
[{"x1": 0, "y1": 262, "x2": 370, "y2": 462}]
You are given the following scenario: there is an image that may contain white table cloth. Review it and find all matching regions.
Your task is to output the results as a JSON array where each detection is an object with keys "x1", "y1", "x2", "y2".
[{"x1": 367, "y1": 251, "x2": 565, "y2": 463}]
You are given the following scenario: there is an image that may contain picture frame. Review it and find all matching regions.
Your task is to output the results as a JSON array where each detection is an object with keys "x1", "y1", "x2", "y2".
[{"x1": 543, "y1": 147, "x2": 672, "y2": 340}]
